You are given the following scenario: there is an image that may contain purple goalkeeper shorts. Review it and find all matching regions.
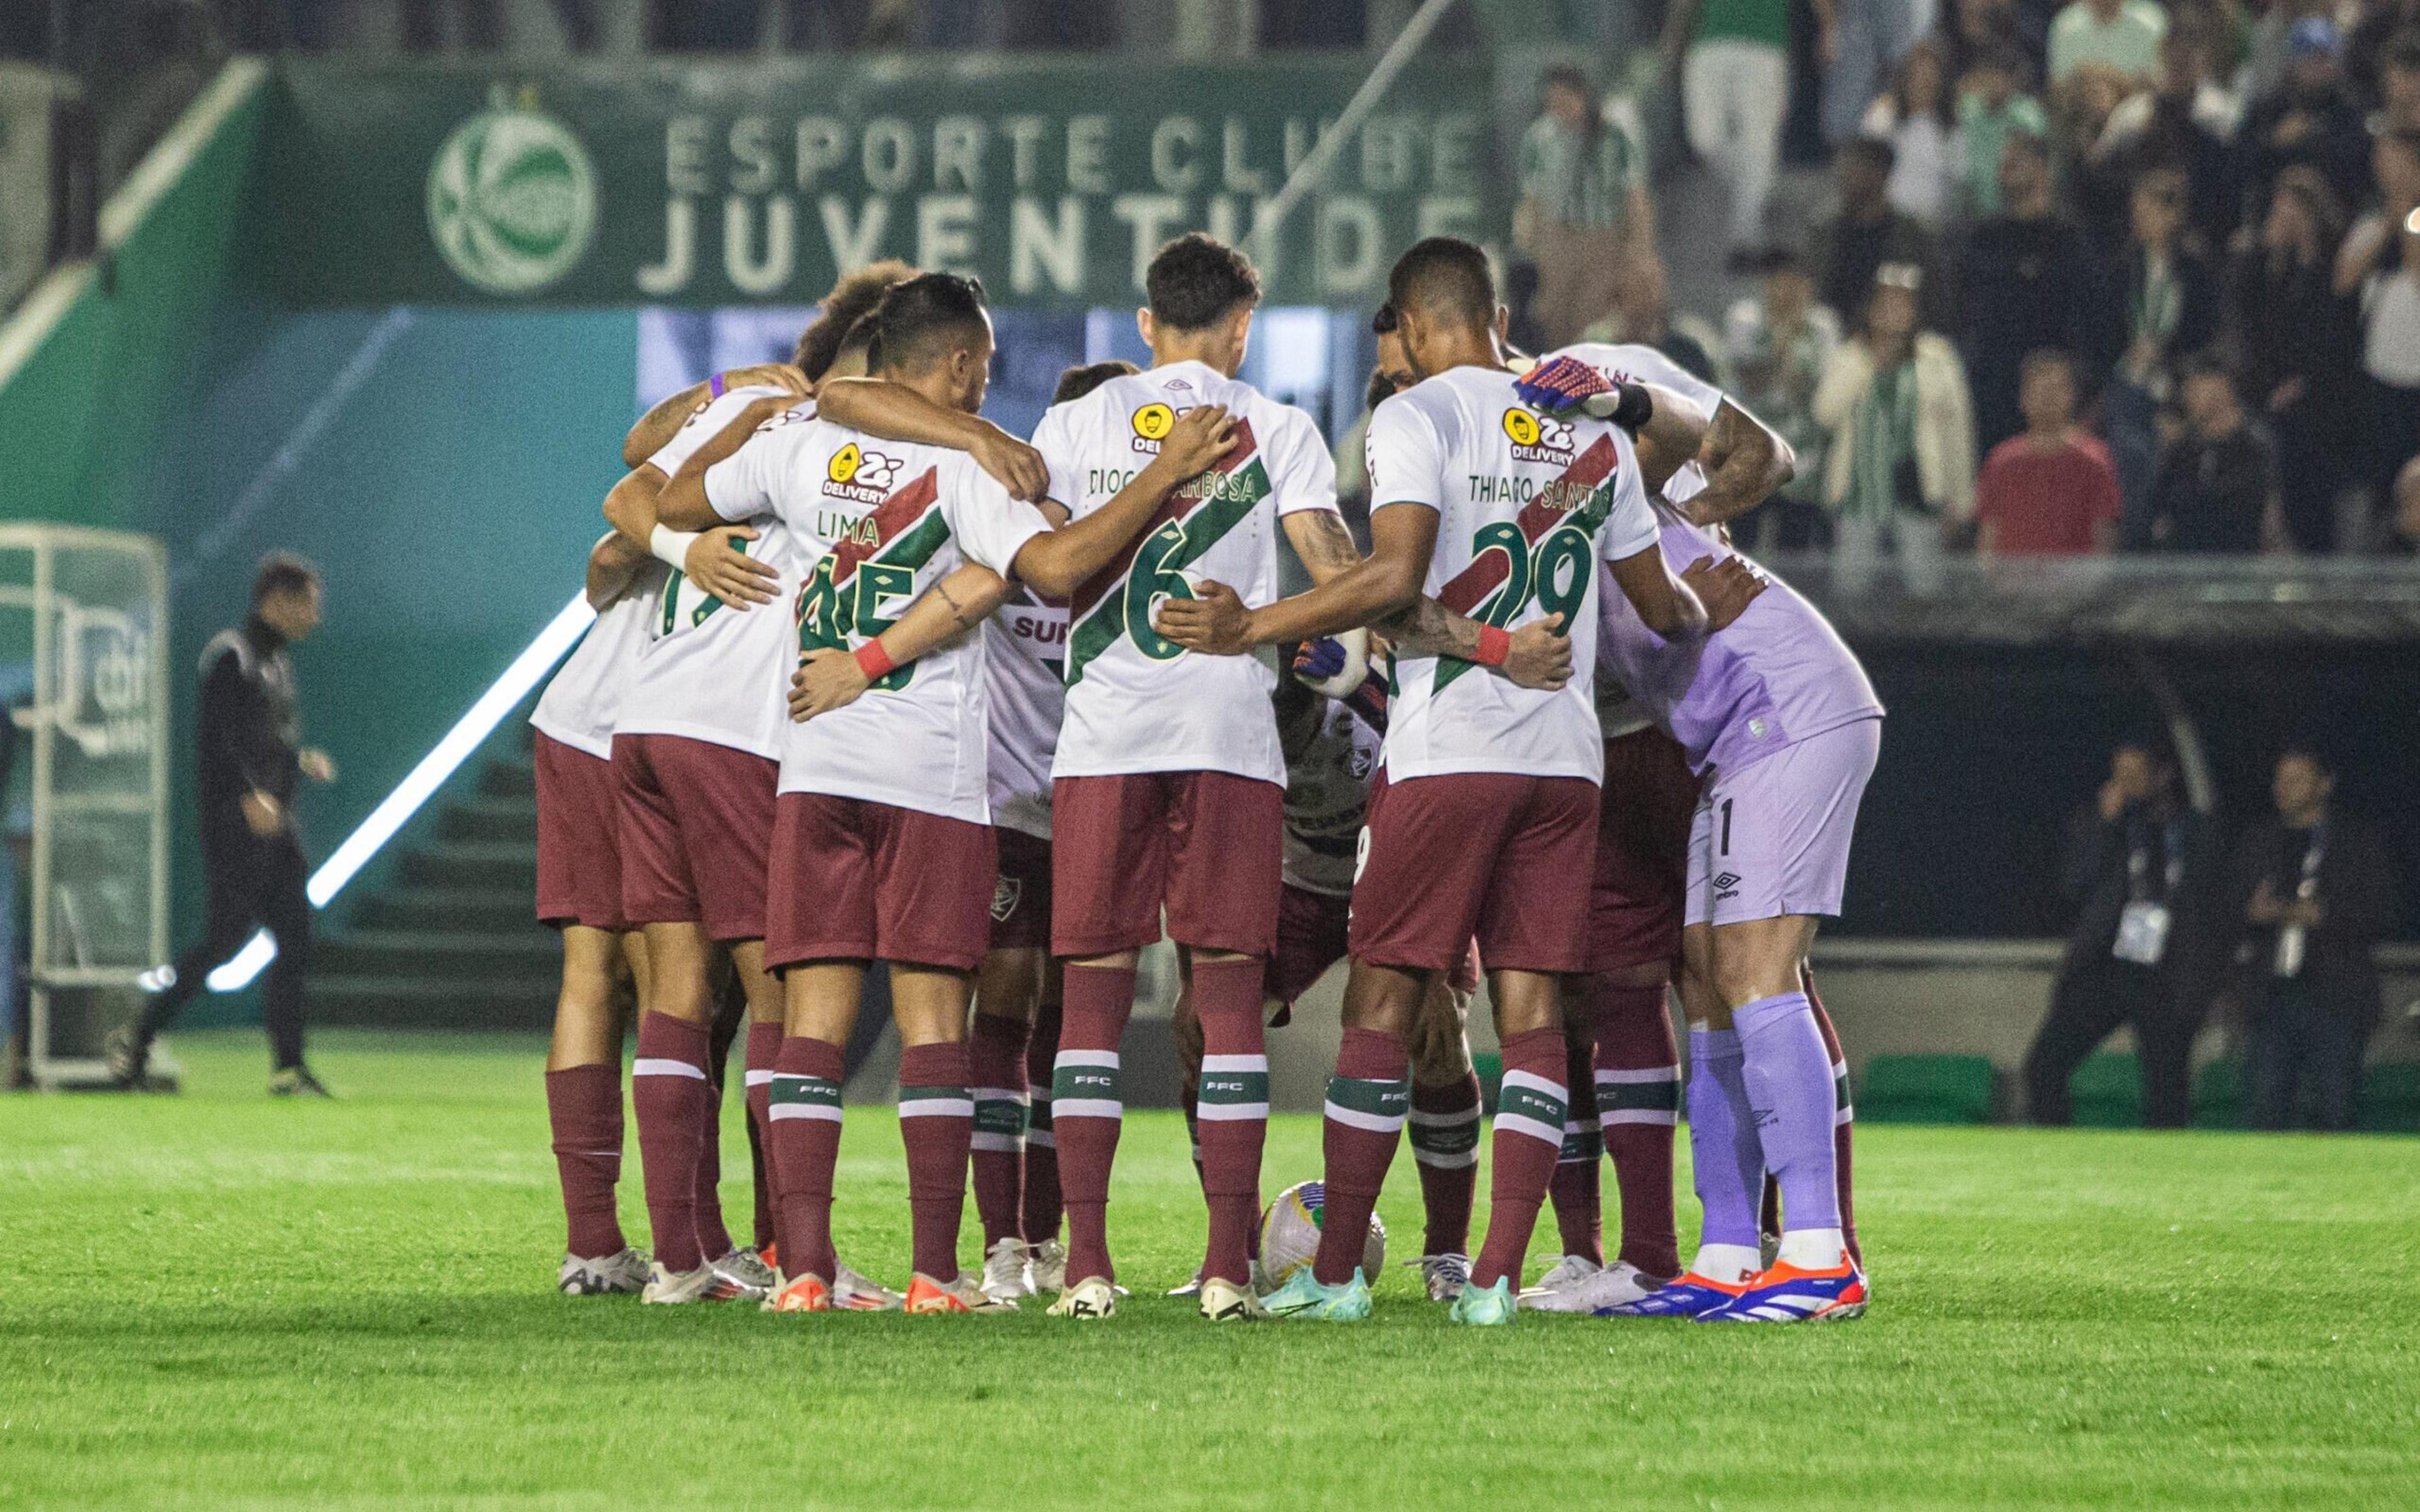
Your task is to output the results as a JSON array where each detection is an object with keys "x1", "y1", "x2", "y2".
[{"x1": 1686, "y1": 716, "x2": 1881, "y2": 928}]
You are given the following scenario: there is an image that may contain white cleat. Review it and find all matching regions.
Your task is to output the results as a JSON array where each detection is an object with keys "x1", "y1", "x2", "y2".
[
  {"x1": 640, "y1": 1261, "x2": 749, "y2": 1304},
  {"x1": 708, "y1": 1247, "x2": 776, "y2": 1302},
  {"x1": 1410, "y1": 1251, "x2": 1472, "y2": 1302},
  {"x1": 1197, "y1": 1277, "x2": 1267, "y2": 1321},
  {"x1": 558, "y1": 1247, "x2": 651, "y2": 1296},
  {"x1": 1167, "y1": 1266, "x2": 1206, "y2": 1298},
  {"x1": 832, "y1": 1259, "x2": 904, "y2": 1312},
  {"x1": 1027, "y1": 1237, "x2": 1068, "y2": 1295},
  {"x1": 1531, "y1": 1259, "x2": 1671, "y2": 1314},
  {"x1": 1523, "y1": 1254, "x2": 1603, "y2": 1296},
  {"x1": 1046, "y1": 1275, "x2": 1117, "y2": 1319},
  {"x1": 980, "y1": 1238, "x2": 1035, "y2": 1303}
]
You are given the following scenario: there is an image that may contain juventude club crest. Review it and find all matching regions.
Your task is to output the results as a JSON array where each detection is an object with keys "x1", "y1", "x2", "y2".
[{"x1": 426, "y1": 88, "x2": 597, "y2": 295}]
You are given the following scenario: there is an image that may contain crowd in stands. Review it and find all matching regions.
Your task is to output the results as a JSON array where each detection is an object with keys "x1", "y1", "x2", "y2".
[{"x1": 1517, "y1": 0, "x2": 2420, "y2": 569}]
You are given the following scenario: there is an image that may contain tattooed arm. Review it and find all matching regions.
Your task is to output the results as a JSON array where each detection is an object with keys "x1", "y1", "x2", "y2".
[
  {"x1": 1680, "y1": 397, "x2": 1795, "y2": 529},
  {"x1": 1279, "y1": 507, "x2": 1572, "y2": 689}
]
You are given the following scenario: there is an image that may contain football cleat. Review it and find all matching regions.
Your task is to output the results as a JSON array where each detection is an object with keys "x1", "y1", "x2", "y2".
[
  {"x1": 1166, "y1": 1266, "x2": 1205, "y2": 1299},
  {"x1": 763, "y1": 1271, "x2": 832, "y2": 1312},
  {"x1": 1520, "y1": 1253, "x2": 1603, "y2": 1307},
  {"x1": 708, "y1": 1247, "x2": 776, "y2": 1301},
  {"x1": 1261, "y1": 1266, "x2": 1371, "y2": 1322},
  {"x1": 980, "y1": 1238, "x2": 1034, "y2": 1303},
  {"x1": 1448, "y1": 1276, "x2": 1518, "y2": 1326},
  {"x1": 104, "y1": 1026, "x2": 151, "y2": 1089},
  {"x1": 905, "y1": 1272, "x2": 1015, "y2": 1314},
  {"x1": 558, "y1": 1247, "x2": 651, "y2": 1297},
  {"x1": 1046, "y1": 1276, "x2": 1118, "y2": 1320},
  {"x1": 1594, "y1": 1270, "x2": 1752, "y2": 1319},
  {"x1": 1528, "y1": 1259, "x2": 1669, "y2": 1315},
  {"x1": 640, "y1": 1262, "x2": 748, "y2": 1305},
  {"x1": 1409, "y1": 1252, "x2": 1471, "y2": 1303},
  {"x1": 832, "y1": 1259, "x2": 903, "y2": 1312},
  {"x1": 1700, "y1": 1259, "x2": 1869, "y2": 1324},
  {"x1": 268, "y1": 1065, "x2": 333, "y2": 1099},
  {"x1": 1197, "y1": 1278, "x2": 1267, "y2": 1322},
  {"x1": 1026, "y1": 1238, "x2": 1068, "y2": 1294}
]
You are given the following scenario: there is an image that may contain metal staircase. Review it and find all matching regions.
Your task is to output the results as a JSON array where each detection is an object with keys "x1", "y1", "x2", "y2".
[{"x1": 308, "y1": 756, "x2": 558, "y2": 1030}]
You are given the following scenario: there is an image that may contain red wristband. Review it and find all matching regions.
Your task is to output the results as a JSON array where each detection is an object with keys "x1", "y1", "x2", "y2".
[
  {"x1": 853, "y1": 639, "x2": 897, "y2": 680},
  {"x1": 1474, "y1": 624, "x2": 1511, "y2": 667}
]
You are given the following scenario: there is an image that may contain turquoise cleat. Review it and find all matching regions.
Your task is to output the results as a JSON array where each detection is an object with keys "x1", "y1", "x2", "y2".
[
  {"x1": 1448, "y1": 1276, "x2": 1518, "y2": 1326},
  {"x1": 1260, "y1": 1266, "x2": 1373, "y2": 1321}
]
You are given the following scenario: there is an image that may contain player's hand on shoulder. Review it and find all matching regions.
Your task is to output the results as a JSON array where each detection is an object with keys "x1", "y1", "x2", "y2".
[
  {"x1": 1151, "y1": 404, "x2": 1238, "y2": 481},
  {"x1": 297, "y1": 748, "x2": 337, "y2": 784},
  {"x1": 240, "y1": 789, "x2": 284, "y2": 837},
  {"x1": 726, "y1": 362, "x2": 810, "y2": 398},
  {"x1": 1154, "y1": 579, "x2": 1251, "y2": 655},
  {"x1": 686, "y1": 527, "x2": 780, "y2": 608},
  {"x1": 970, "y1": 424, "x2": 1051, "y2": 503},
  {"x1": 1504, "y1": 613, "x2": 1573, "y2": 690},
  {"x1": 790, "y1": 648, "x2": 871, "y2": 722},
  {"x1": 1681, "y1": 553, "x2": 1767, "y2": 633}
]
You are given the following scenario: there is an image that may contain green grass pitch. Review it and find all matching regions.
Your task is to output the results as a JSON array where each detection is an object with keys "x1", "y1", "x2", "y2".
[{"x1": 5, "y1": 1030, "x2": 2417, "y2": 1511}]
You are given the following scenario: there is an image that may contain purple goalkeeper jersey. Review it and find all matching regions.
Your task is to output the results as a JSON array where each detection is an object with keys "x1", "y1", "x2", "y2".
[{"x1": 1596, "y1": 500, "x2": 1883, "y2": 777}]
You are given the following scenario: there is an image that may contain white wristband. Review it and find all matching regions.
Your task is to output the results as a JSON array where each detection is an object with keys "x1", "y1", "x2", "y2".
[{"x1": 649, "y1": 523, "x2": 700, "y2": 571}]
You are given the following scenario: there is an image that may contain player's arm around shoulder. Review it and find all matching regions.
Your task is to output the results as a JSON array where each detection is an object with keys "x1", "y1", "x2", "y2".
[
  {"x1": 815, "y1": 376, "x2": 1047, "y2": 502},
  {"x1": 1009, "y1": 403, "x2": 1236, "y2": 598}
]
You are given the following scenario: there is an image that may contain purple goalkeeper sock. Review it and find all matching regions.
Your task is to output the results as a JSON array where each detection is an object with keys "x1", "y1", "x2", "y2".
[
  {"x1": 1733, "y1": 992, "x2": 1841, "y2": 1234},
  {"x1": 1686, "y1": 1029, "x2": 1765, "y2": 1251}
]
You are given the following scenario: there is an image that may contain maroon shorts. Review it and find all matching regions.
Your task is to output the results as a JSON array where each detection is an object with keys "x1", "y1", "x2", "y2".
[
  {"x1": 1265, "y1": 883, "x2": 1351, "y2": 1021},
  {"x1": 766, "y1": 792, "x2": 997, "y2": 973},
  {"x1": 1584, "y1": 729, "x2": 1702, "y2": 973},
  {"x1": 1349, "y1": 770, "x2": 1599, "y2": 975},
  {"x1": 613, "y1": 733, "x2": 776, "y2": 943},
  {"x1": 1051, "y1": 770, "x2": 1282, "y2": 959},
  {"x1": 534, "y1": 733, "x2": 625, "y2": 932},
  {"x1": 990, "y1": 826, "x2": 1052, "y2": 950}
]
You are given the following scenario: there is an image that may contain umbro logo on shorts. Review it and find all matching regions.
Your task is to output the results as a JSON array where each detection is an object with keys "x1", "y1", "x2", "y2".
[
  {"x1": 1714, "y1": 872, "x2": 1740, "y2": 890},
  {"x1": 991, "y1": 877, "x2": 1022, "y2": 923}
]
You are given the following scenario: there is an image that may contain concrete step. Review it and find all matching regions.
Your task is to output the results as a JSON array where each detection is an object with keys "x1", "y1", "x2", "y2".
[
  {"x1": 398, "y1": 840, "x2": 537, "y2": 892},
  {"x1": 316, "y1": 927, "x2": 558, "y2": 983},
  {"x1": 352, "y1": 886, "x2": 535, "y2": 933},
  {"x1": 435, "y1": 798, "x2": 538, "y2": 845}
]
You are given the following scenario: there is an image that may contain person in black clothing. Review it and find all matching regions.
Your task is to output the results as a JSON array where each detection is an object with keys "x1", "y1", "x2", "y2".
[
  {"x1": 2241, "y1": 19, "x2": 2373, "y2": 217},
  {"x1": 1955, "y1": 130, "x2": 2107, "y2": 455},
  {"x1": 2140, "y1": 355, "x2": 2286, "y2": 553},
  {"x1": 1812, "y1": 138, "x2": 1938, "y2": 327},
  {"x1": 2105, "y1": 164, "x2": 2220, "y2": 532},
  {"x1": 2228, "y1": 748, "x2": 2400, "y2": 1131},
  {"x1": 2023, "y1": 737, "x2": 2224, "y2": 1128},
  {"x1": 108, "y1": 555, "x2": 335, "y2": 1094},
  {"x1": 2227, "y1": 166, "x2": 2361, "y2": 551}
]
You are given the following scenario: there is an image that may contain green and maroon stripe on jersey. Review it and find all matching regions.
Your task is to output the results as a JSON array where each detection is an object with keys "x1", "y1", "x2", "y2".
[
  {"x1": 1063, "y1": 418, "x2": 1268, "y2": 687},
  {"x1": 795, "y1": 465, "x2": 951, "y2": 690},
  {"x1": 1429, "y1": 431, "x2": 1622, "y2": 694}
]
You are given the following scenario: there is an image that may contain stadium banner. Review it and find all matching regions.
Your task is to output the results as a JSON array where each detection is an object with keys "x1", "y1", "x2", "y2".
[{"x1": 270, "y1": 57, "x2": 1496, "y2": 309}]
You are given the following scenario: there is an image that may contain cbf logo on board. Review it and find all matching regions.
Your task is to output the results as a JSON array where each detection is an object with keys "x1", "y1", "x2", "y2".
[{"x1": 427, "y1": 85, "x2": 597, "y2": 295}]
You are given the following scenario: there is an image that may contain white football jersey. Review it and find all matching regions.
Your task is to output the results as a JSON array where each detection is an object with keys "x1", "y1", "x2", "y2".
[
  {"x1": 1281, "y1": 698, "x2": 1383, "y2": 896},
  {"x1": 1364, "y1": 363, "x2": 1657, "y2": 784},
  {"x1": 984, "y1": 583, "x2": 1066, "y2": 840},
  {"x1": 614, "y1": 384, "x2": 800, "y2": 760},
  {"x1": 529, "y1": 538, "x2": 666, "y2": 759},
  {"x1": 705, "y1": 413, "x2": 1051, "y2": 824},
  {"x1": 1035, "y1": 358, "x2": 1342, "y2": 786}
]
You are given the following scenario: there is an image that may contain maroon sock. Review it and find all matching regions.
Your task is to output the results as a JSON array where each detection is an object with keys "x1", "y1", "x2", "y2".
[
  {"x1": 1471, "y1": 1028, "x2": 1570, "y2": 1291},
  {"x1": 767, "y1": 1035, "x2": 846, "y2": 1284},
  {"x1": 1547, "y1": 1026, "x2": 1604, "y2": 1264},
  {"x1": 1408, "y1": 1072, "x2": 1480, "y2": 1257},
  {"x1": 692, "y1": 1080, "x2": 735, "y2": 1263},
  {"x1": 899, "y1": 1040, "x2": 972, "y2": 1283},
  {"x1": 1021, "y1": 992, "x2": 1063, "y2": 1245},
  {"x1": 744, "y1": 1021, "x2": 781, "y2": 1254},
  {"x1": 1053, "y1": 965, "x2": 1136, "y2": 1284},
  {"x1": 1313, "y1": 1026, "x2": 1409, "y2": 1286},
  {"x1": 1804, "y1": 971, "x2": 1862, "y2": 1268},
  {"x1": 1189, "y1": 957, "x2": 1269, "y2": 1286},
  {"x1": 967, "y1": 1012, "x2": 1030, "y2": 1249},
  {"x1": 545, "y1": 1063, "x2": 626, "y2": 1259},
  {"x1": 632, "y1": 1012, "x2": 711, "y2": 1273},
  {"x1": 1594, "y1": 983, "x2": 1682, "y2": 1280}
]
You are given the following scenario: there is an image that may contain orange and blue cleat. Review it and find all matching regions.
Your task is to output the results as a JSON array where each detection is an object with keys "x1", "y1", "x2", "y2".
[
  {"x1": 1594, "y1": 1271, "x2": 1751, "y2": 1319},
  {"x1": 1699, "y1": 1259, "x2": 1869, "y2": 1323}
]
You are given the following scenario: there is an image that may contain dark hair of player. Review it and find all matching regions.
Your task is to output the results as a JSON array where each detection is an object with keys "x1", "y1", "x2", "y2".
[
  {"x1": 866, "y1": 272, "x2": 990, "y2": 377},
  {"x1": 1145, "y1": 233, "x2": 1262, "y2": 331},
  {"x1": 1386, "y1": 236, "x2": 1495, "y2": 329},
  {"x1": 793, "y1": 258, "x2": 918, "y2": 379},
  {"x1": 1052, "y1": 360, "x2": 1140, "y2": 406},
  {"x1": 1370, "y1": 303, "x2": 1399, "y2": 335},
  {"x1": 252, "y1": 552, "x2": 320, "y2": 606}
]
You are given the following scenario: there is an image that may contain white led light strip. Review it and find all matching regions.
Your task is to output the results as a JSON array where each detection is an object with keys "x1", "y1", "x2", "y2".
[{"x1": 204, "y1": 592, "x2": 597, "y2": 992}]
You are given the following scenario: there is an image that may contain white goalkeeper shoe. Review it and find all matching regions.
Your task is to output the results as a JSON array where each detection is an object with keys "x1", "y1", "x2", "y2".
[
  {"x1": 1521, "y1": 1254, "x2": 1610, "y2": 1313},
  {"x1": 831, "y1": 1259, "x2": 904, "y2": 1312},
  {"x1": 1409, "y1": 1251, "x2": 1472, "y2": 1302},
  {"x1": 979, "y1": 1238, "x2": 1034, "y2": 1303},
  {"x1": 558, "y1": 1247, "x2": 650, "y2": 1297}
]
